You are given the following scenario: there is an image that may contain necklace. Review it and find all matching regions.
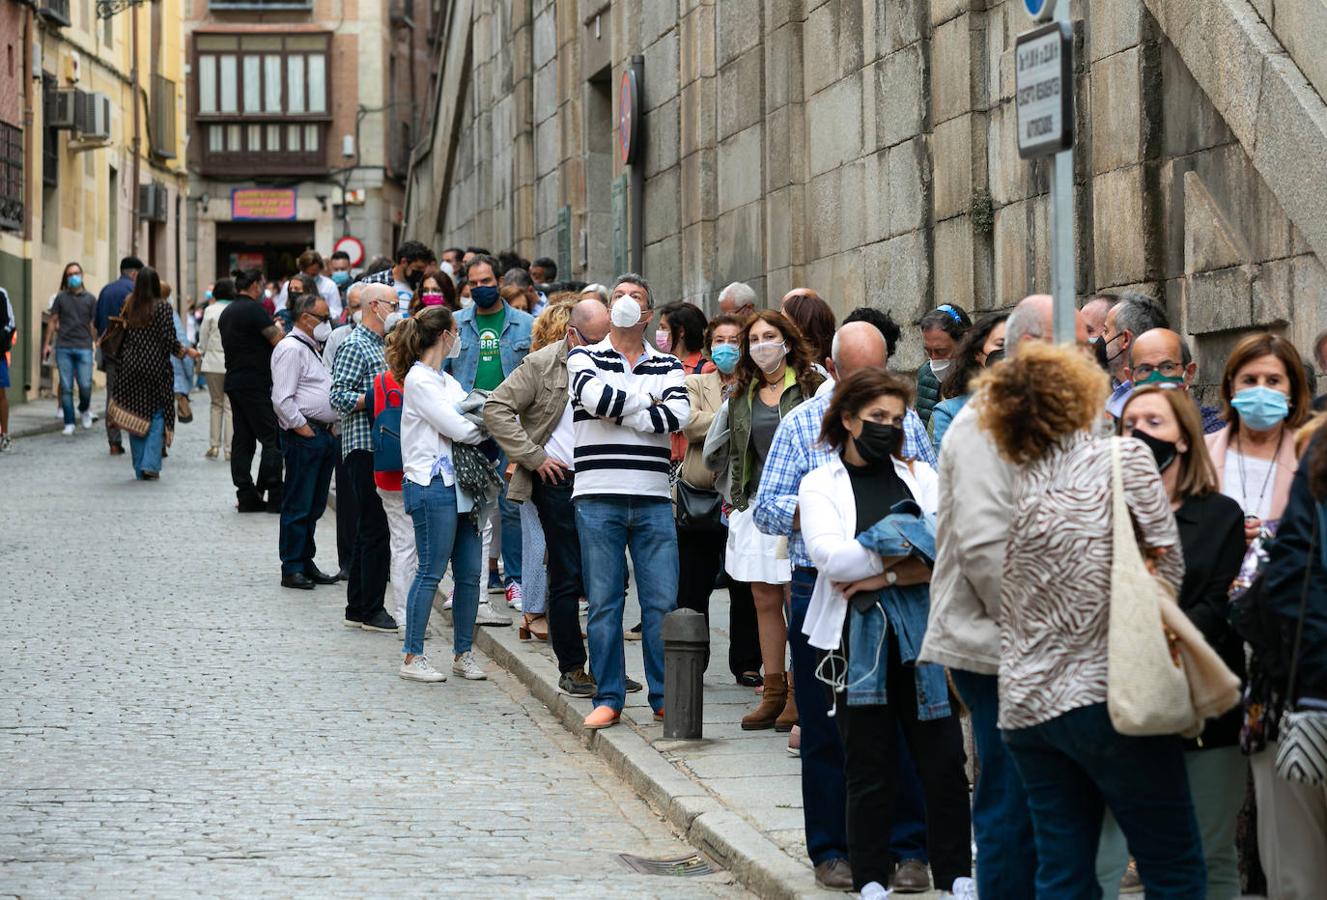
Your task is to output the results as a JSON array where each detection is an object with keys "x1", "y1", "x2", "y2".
[{"x1": 1235, "y1": 427, "x2": 1284, "y2": 518}]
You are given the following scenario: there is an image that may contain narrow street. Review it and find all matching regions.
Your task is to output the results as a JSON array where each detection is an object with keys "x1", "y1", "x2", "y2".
[{"x1": 0, "y1": 420, "x2": 744, "y2": 897}]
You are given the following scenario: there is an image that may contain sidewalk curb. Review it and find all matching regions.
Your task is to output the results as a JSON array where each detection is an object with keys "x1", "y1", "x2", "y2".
[
  {"x1": 443, "y1": 597, "x2": 835, "y2": 900},
  {"x1": 13, "y1": 420, "x2": 65, "y2": 440}
]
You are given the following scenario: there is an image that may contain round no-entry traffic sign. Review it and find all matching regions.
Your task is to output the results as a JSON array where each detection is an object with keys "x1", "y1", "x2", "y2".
[
  {"x1": 619, "y1": 69, "x2": 640, "y2": 165},
  {"x1": 1023, "y1": 0, "x2": 1057, "y2": 21},
  {"x1": 333, "y1": 235, "x2": 365, "y2": 268}
]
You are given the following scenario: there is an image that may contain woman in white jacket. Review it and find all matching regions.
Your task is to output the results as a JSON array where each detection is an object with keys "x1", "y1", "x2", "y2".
[
  {"x1": 194, "y1": 279, "x2": 233, "y2": 459},
  {"x1": 385, "y1": 306, "x2": 488, "y2": 684},
  {"x1": 797, "y1": 369, "x2": 972, "y2": 900}
]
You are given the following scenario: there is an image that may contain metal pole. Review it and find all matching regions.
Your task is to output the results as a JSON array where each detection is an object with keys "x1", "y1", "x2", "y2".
[
  {"x1": 1049, "y1": 3, "x2": 1075, "y2": 344},
  {"x1": 629, "y1": 54, "x2": 644, "y2": 274}
]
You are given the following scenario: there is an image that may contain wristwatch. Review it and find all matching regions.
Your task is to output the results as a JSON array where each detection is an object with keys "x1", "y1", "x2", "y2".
[{"x1": 885, "y1": 569, "x2": 898, "y2": 586}]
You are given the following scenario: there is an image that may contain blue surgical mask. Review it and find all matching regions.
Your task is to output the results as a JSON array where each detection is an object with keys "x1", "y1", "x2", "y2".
[
  {"x1": 1231, "y1": 385, "x2": 1290, "y2": 432},
  {"x1": 68, "y1": 274, "x2": 83, "y2": 289},
  {"x1": 470, "y1": 284, "x2": 500, "y2": 309},
  {"x1": 711, "y1": 343, "x2": 740, "y2": 375},
  {"x1": 331, "y1": 270, "x2": 351, "y2": 286}
]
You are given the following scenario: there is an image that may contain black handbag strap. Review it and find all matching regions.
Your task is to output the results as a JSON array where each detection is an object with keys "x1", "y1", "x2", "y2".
[{"x1": 1285, "y1": 508, "x2": 1320, "y2": 710}]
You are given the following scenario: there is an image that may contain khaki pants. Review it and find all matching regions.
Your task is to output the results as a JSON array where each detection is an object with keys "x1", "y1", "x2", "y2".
[
  {"x1": 1252, "y1": 743, "x2": 1327, "y2": 899},
  {"x1": 204, "y1": 372, "x2": 232, "y2": 454}
]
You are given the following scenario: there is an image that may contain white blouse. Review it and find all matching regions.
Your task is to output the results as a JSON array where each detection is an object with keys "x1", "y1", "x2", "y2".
[{"x1": 401, "y1": 363, "x2": 484, "y2": 504}]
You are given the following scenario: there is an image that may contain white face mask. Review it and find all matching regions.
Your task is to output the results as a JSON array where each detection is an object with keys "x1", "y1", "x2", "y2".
[
  {"x1": 352, "y1": 310, "x2": 363, "y2": 325},
  {"x1": 611, "y1": 295, "x2": 643, "y2": 328},
  {"x1": 460, "y1": 295, "x2": 475, "y2": 309},
  {"x1": 929, "y1": 358, "x2": 952, "y2": 377},
  {"x1": 749, "y1": 340, "x2": 788, "y2": 374},
  {"x1": 445, "y1": 332, "x2": 462, "y2": 359},
  {"x1": 312, "y1": 321, "x2": 333, "y2": 343}
]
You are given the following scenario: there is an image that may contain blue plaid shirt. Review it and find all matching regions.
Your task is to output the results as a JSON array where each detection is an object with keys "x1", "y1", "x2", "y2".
[
  {"x1": 751, "y1": 392, "x2": 935, "y2": 570},
  {"x1": 329, "y1": 325, "x2": 386, "y2": 459}
]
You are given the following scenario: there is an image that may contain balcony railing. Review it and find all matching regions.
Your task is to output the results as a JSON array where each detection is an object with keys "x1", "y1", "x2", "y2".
[
  {"x1": 36, "y1": 0, "x2": 71, "y2": 28},
  {"x1": 195, "y1": 117, "x2": 329, "y2": 177}
]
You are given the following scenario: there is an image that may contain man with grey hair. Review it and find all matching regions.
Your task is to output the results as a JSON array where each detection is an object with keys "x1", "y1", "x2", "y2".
[
  {"x1": 919, "y1": 292, "x2": 1086, "y2": 899},
  {"x1": 484, "y1": 298, "x2": 612, "y2": 697},
  {"x1": 1100, "y1": 292, "x2": 1169, "y2": 414},
  {"x1": 270, "y1": 292, "x2": 339, "y2": 590},
  {"x1": 718, "y1": 281, "x2": 757, "y2": 318}
]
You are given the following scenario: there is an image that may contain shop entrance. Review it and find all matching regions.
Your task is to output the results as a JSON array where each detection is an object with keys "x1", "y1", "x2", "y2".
[{"x1": 215, "y1": 221, "x2": 316, "y2": 280}]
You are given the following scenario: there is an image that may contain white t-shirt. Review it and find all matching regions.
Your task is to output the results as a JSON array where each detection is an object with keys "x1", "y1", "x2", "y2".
[
  {"x1": 1223, "y1": 450, "x2": 1275, "y2": 521},
  {"x1": 543, "y1": 403, "x2": 576, "y2": 470}
]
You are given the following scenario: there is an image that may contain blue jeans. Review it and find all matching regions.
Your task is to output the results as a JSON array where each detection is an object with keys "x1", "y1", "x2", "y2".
[
  {"x1": 1004, "y1": 702, "x2": 1206, "y2": 899},
  {"x1": 55, "y1": 347, "x2": 93, "y2": 424},
  {"x1": 576, "y1": 496, "x2": 677, "y2": 713},
  {"x1": 789, "y1": 567, "x2": 929, "y2": 867},
  {"x1": 951, "y1": 669, "x2": 1037, "y2": 899},
  {"x1": 278, "y1": 428, "x2": 336, "y2": 576},
  {"x1": 129, "y1": 410, "x2": 165, "y2": 478},
  {"x1": 497, "y1": 452, "x2": 523, "y2": 583},
  {"x1": 402, "y1": 476, "x2": 481, "y2": 657}
]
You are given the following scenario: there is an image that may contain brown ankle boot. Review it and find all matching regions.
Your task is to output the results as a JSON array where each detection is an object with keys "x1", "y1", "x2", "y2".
[
  {"x1": 741, "y1": 673, "x2": 788, "y2": 730},
  {"x1": 775, "y1": 679, "x2": 798, "y2": 732}
]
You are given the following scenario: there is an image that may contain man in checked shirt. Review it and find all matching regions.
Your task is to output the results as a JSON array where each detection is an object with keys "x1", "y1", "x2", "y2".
[{"x1": 270, "y1": 292, "x2": 342, "y2": 591}]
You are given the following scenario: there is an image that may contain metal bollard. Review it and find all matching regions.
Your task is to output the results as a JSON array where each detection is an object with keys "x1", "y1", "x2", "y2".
[{"x1": 662, "y1": 608, "x2": 708, "y2": 739}]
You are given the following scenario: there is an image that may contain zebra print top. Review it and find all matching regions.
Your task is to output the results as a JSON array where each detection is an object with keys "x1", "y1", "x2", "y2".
[{"x1": 997, "y1": 432, "x2": 1184, "y2": 730}]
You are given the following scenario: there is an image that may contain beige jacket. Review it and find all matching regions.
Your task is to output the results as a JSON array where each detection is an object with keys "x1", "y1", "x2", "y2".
[
  {"x1": 1205, "y1": 424, "x2": 1297, "y2": 522},
  {"x1": 482, "y1": 341, "x2": 570, "y2": 503},
  {"x1": 680, "y1": 372, "x2": 725, "y2": 490},
  {"x1": 918, "y1": 401, "x2": 1014, "y2": 675}
]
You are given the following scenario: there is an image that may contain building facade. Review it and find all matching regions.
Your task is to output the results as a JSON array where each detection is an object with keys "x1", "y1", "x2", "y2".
[
  {"x1": 405, "y1": 0, "x2": 1327, "y2": 380},
  {"x1": 185, "y1": 0, "x2": 439, "y2": 292},
  {"x1": 1, "y1": 0, "x2": 189, "y2": 402}
]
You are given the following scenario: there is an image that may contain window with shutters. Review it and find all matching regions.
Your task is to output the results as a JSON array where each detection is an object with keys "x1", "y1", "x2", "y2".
[
  {"x1": 193, "y1": 32, "x2": 330, "y2": 176},
  {"x1": 0, "y1": 122, "x2": 22, "y2": 232}
]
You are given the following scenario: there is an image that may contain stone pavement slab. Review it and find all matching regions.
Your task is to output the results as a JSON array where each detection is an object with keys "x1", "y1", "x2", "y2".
[{"x1": 0, "y1": 416, "x2": 747, "y2": 898}]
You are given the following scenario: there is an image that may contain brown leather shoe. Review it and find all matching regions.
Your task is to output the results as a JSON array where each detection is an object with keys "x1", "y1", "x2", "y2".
[
  {"x1": 741, "y1": 672, "x2": 787, "y2": 730},
  {"x1": 890, "y1": 858, "x2": 931, "y2": 893},
  {"x1": 814, "y1": 857, "x2": 853, "y2": 891},
  {"x1": 775, "y1": 677, "x2": 798, "y2": 732}
]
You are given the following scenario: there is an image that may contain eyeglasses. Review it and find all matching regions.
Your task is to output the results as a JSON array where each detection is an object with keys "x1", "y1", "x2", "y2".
[{"x1": 1132, "y1": 361, "x2": 1185, "y2": 379}]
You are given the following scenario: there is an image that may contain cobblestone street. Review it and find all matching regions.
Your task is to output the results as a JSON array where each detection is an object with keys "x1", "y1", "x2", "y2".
[{"x1": 0, "y1": 417, "x2": 745, "y2": 897}]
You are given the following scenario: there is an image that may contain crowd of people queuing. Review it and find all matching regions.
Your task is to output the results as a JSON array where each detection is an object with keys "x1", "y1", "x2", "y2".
[{"x1": 17, "y1": 238, "x2": 1327, "y2": 900}]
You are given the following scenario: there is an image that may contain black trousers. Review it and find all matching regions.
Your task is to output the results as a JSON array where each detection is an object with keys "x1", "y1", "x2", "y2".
[
  {"x1": 278, "y1": 427, "x2": 336, "y2": 576},
  {"x1": 344, "y1": 449, "x2": 390, "y2": 623},
  {"x1": 676, "y1": 526, "x2": 760, "y2": 675},
  {"x1": 332, "y1": 436, "x2": 358, "y2": 570},
  {"x1": 829, "y1": 629, "x2": 972, "y2": 891},
  {"x1": 227, "y1": 386, "x2": 283, "y2": 504},
  {"x1": 531, "y1": 475, "x2": 589, "y2": 675}
]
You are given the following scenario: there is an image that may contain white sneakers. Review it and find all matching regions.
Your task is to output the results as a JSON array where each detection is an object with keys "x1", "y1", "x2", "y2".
[
  {"x1": 81, "y1": 410, "x2": 93, "y2": 429},
  {"x1": 399, "y1": 655, "x2": 446, "y2": 683},
  {"x1": 452, "y1": 651, "x2": 487, "y2": 680},
  {"x1": 505, "y1": 581, "x2": 524, "y2": 610},
  {"x1": 62, "y1": 424, "x2": 75, "y2": 436},
  {"x1": 860, "y1": 882, "x2": 890, "y2": 900},
  {"x1": 943, "y1": 877, "x2": 978, "y2": 900},
  {"x1": 475, "y1": 599, "x2": 512, "y2": 627}
]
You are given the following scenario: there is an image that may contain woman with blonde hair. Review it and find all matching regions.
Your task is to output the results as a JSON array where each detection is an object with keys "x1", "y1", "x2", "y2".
[{"x1": 980, "y1": 342, "x2": 1203, "y2": 897}]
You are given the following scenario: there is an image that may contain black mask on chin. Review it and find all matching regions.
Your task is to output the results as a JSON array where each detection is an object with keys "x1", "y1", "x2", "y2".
[
  {"x1": 853, "y1": 421, "x2": 903, "y2": 468},
  {"x1": 1092, "y1": 335, "x2": 1111, "y2": 372},
  {"x1": 1131, "y1": 428, "x2": 1179, "y2": 473},
  {"x1": 984, "y1": 349, "x2": 1006, "y2": 368}
]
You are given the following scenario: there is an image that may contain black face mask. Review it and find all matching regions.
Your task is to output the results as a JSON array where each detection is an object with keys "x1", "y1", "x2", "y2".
[
  {"x1": 406, "y1": 268, "x2": 425, "y2": 289},
  {"x1": 1090, "y1": 335, "x2": 1110, "y2": 372},
  {"x1": 984, "y1": 349, "x2": 1006, "y2": 368},
  {"x1": 1131, "y1": 428, "x2": 1179, "y2": 473},
  {"x1": 853, "y1": 421, "x2": 903, "y2": 468}
]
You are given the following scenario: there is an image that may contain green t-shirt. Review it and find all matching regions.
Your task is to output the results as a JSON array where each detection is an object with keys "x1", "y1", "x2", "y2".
[{"x1": 473, "y1": 306, "x2": 507, "y2": 391}]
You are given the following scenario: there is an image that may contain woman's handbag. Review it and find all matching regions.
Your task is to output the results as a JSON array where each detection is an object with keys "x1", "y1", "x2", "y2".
[
  {"x1": 99, "y1": 315, "x2": 127, "y2": 363},
  {"x1": 1275, "y1": 508, "x2": 1327, "y2": 785},
  {"x1": 675, "y1": 479, "x2": 723, "y2": 531},
  {"x1": 1106, "y1": 438, "x2": 1240, "y2": 737}
]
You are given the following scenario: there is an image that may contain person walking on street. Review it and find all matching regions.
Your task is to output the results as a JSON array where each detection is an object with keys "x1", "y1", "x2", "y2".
[
  {"x1": 270, "y1": 291, "x2": 341, "y2": 591},
  {"x1": 196, "y1": 279, "x2": 234, "y2": 459},
  {"x1": 105, "y1": 267, "x2": 200, "y2": 480},
  {"x1": 220, "y1": 269, "x2": 285, "y2": 512},
  {"x1": 330, "y1": 283, "x2": 399, "y2": 634},
  {"x1": 0, "y1": 286, "x2": 15, "y2": 451},
  {"x1": 95, "y1": 256, "x2": 143, "y2": 454},
  {"x1": 570, "y1": 274, "x2": 690, "y2": 729},
  {"x1": 44, "y1": 262, "x2": 97, "y2": 435},
  {"x1": 389, "y1": 306, "x2": 488, "y2": 683},
  {"x1": 484, "y1": 298, "x2": 610, "y2": 698},
  {"x1": 161, "y1": 281, "x2": 195, "y2": 424}
]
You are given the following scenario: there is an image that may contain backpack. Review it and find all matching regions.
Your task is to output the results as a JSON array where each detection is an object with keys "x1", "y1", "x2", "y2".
[
  {"x1": 0, "y1": 288, "x2": 14, "y2": 354},
  {"x1": 369, "y1": 371, "x2": 404, "y2": 477}
]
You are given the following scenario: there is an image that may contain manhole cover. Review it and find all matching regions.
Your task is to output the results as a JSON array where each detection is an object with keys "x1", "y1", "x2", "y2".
[{"x1": 617, "y1": 853, "x2": 715, "y2": 877}]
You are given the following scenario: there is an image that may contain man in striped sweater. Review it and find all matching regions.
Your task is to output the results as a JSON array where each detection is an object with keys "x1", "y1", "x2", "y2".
[{"x1": 568, "y1": 273, "x2": 691, "y2": 729}]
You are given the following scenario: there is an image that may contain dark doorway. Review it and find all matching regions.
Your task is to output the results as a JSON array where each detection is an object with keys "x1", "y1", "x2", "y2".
[
  {"x1": 584, "y1": 67, "x2": 613, "y2": 281},
  {"x1": 215, "y1": 221, "x2": 316, "y2": 280}
]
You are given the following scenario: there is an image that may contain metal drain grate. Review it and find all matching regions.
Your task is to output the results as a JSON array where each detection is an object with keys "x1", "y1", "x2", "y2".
[{"x1": 617, "y1": 852, "x2": 715, "y2": 877}]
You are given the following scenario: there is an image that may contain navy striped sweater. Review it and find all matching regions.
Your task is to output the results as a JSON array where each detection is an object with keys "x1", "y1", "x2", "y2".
[{"x1": 566, "y1": 337, "x2": 690, "y2": 499}]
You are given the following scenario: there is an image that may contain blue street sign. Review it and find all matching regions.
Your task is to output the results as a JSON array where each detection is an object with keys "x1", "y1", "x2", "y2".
[{"x1": 1024, "y1": 0, "x2": 1057, "y2": 21}]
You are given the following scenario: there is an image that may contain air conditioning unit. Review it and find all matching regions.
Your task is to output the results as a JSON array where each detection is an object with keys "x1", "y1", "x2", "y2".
[
  {"x1": 75, "y1": 92, "x2": 111, "y2": 142},
  {"x1": 138, "y1": 182, "x2": 168, "y2": 223},
  {"x1": 46, "y1": 88, "x2": 79, "y2": 130}
]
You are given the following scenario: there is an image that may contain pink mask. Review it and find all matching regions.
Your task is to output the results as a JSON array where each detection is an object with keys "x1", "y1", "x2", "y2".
[
  {"x1": 421, "y1": 292, "x2": 446, "y2": 307},
  {"x1": 655, "y1": 329, "x2": 672, "y2": 353}
]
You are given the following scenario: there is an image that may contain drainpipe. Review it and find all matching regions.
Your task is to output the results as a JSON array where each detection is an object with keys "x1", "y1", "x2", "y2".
[{"x1": 129, "y1": 2, "x2": 141, "y2": 256}]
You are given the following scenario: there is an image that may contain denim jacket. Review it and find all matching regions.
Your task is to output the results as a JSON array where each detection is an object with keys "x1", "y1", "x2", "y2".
[
  {"x1": 446, "y1": 301, "x2": 534, "y2": 391},
  {"x1": 845, "y1": 502, "x2": 950, "y2": 719}
]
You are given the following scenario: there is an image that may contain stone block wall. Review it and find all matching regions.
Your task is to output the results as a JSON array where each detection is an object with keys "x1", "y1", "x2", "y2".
[{"x1": 416, "y1": 0, "x2": 1327, "y2": 377}]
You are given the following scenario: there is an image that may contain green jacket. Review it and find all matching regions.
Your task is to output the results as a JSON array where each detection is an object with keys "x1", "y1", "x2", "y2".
[{"x1": 728, "y1": 367, "x2": 823, "y2": 511}]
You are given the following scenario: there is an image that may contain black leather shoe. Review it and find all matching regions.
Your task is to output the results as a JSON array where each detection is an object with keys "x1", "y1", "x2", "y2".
[
  {"x1": 237, "y1": 493, "x2": 265, "y2": 513},
  {"x1": 265, "y1": 497, "x2": 283, "y2": 514},
  {"x1": 335, "y1": 567, "x2": 350, "y2": 582},
  {"x1": 306, "y1": 567, "x2": 339, "y2": 585},
  {"x1": 359, "y1": 610, "x2": 399, "y2": 632},
  {"x1": 281, "y1": 573, "x2": 315, "y2": 590}
]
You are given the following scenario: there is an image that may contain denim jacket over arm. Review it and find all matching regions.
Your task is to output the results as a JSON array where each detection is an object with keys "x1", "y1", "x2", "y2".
[{"x1": 847, "y1": 502, "x2": 950, "y2": 718}]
